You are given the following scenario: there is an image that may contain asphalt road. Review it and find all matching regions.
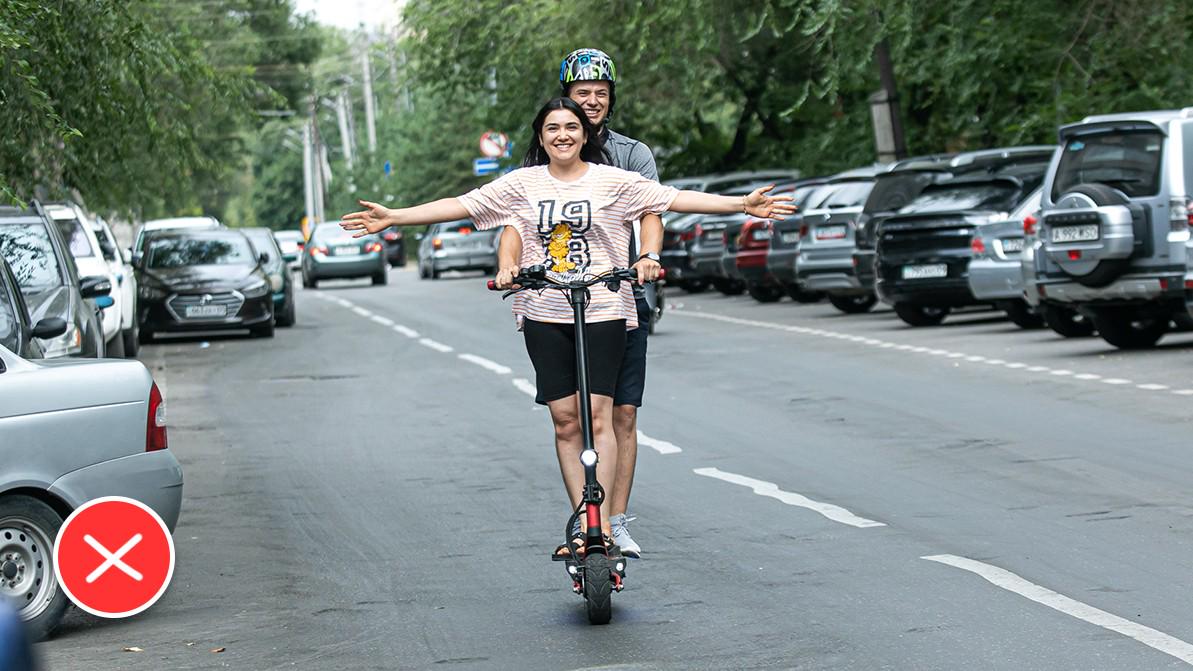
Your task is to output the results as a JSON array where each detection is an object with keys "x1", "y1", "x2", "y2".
[{"x1": 37, "y1": 269, "x2": 1193, "y2": 670}]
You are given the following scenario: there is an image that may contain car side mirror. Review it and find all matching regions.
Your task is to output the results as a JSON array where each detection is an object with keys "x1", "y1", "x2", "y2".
[
  {"x1": 259, "y1": 252, "x2": 270, "y2": 265},
  {"x1": 31, "y1": 317, "x2": 67, "y2": 339},
  {"x1": 131, "y1": 251, "x2": 143, "y2": 267},
  {"x1": 121, "y1": 248, "x2": 132, "y2": 264},
  {"x1": 79, "y1": 275, "x2": 112, "y2": 298}
]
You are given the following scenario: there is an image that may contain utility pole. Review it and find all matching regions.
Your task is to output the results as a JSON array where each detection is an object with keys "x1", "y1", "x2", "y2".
[
  {"x1": 302, "y1": 122, "x2": 315, "y2": 227},
  {"x1": 872, "y1": 36, "x2": 907, "y2": 162},
  {"x1": 361, "y1": 50, "x2": 378, "y2": 154},
  {"x1": 335, "y1": 90, "x2": 355, "y2": 171}
]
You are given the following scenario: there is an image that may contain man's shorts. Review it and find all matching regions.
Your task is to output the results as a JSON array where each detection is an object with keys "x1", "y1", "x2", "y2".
[{"x1": 524, "y1": 319, "x2": 626, "y2": 405}]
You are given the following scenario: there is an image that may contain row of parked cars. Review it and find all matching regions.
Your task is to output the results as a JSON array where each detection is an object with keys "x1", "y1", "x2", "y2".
[{"x1": 662, "y1": 107, "x2": 1193, "y2": 349}]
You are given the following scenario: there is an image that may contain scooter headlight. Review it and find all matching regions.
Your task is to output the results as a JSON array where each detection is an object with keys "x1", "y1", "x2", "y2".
[{"x1": 579, "y1": 450, "x2": 598, "y2": 467}]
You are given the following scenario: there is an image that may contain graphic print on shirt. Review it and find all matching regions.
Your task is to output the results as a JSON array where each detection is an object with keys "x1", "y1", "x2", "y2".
[{"x1": 536, "y1": 199, "x2": 592, "y2": 273}]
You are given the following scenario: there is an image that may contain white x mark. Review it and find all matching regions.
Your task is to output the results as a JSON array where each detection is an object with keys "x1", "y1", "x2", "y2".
[{"x1": 84, "y1": 533, "x2": 143, "y2": 583}]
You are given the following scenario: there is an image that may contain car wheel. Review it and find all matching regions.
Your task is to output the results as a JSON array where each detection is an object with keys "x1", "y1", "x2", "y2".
[
  {"x1": 276, "y1": 292, "x2": 296, "y2": 327},
  {"x1": 251, "y1": 318, "x2": 276, "y2": 338},
  {"x1": 1090, "y1": 308, "x2": 1167, "y2": 349},
  {"x1": 785, "y1": 285, "x2": 824, "y2": 303},
  {"x1": 1002, "y1": 299, "x2": 1044, "y2": 329},
  {"x1": 106, "y1": 332, "x2": 126, "y2": 358},
  {"x1": 828, "y1": 293, "x2": 877, "y2": 314},
  {"x1": 682, "y1": 278, "x2": 709, "y2": 293},
  {"x1": 893, "y1": 303, "x2": 950, "y2": 326},
  {"x1": 372, "y1": 271, "x2": 388, "y2": 286},
  {"x1": 122, "y1": 322, "x2": 139, "y2": 358},
  {"x1": 0, "y1": 495, "x2": 68, "y2": 642},
  {"x1": 712, "y1": 278, "x2": 744, "y2": 296},
  {"x1": 307, "y1": 276, "x2": 318, "y2": 289},
  {"x1": 1039, "y1": 304, "x2": 1095, "y2": 338},
  {"x1": 138, "y1": 328, "x2": 155, "y2": 345},
  {"x1": 430, "y1": 265, "x2": 440, "y2": 280},
  {"x1": 746, "y1": 282, "x2": 784, "y2": 303}
]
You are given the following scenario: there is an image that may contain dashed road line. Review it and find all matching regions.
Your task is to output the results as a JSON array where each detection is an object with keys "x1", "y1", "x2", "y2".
[
  {"x1": 458, "y1": 353, "x2": 511, "y2": 375},
  {"x1": 393, "y1": 325, "x2": 419, "y2": 338},
  {"x1": 419, "y1": 338, "x2": 453, "y2": 353},
  {"x1": 351, "y1": 306, "x2": 372, "y2": 317},
  {"x1": 924, "y1": 554, "x2": 1193, "y2": 666},
  {"x1": 370, "y1": 315, "x2": 394, "y2": 327},
  {"x1": 671, "y1": 309, "x2": 1188, "y2": 398},
  {"x1": 693, "y1": 467, "x2": 885, "y2": 529}
]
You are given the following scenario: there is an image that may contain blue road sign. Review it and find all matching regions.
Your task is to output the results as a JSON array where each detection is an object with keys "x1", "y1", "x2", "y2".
[
  {"x1": 473, "y1": 158, "x2": 499, "y2": 176},
  {"x1": 384, "y1": 160, "x2": 392, "y2": 176}
]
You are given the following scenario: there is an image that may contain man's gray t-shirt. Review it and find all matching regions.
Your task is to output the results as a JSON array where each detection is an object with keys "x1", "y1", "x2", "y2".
[{"x1": 603, "y1": 129, "x2": 658, "y2": 308}]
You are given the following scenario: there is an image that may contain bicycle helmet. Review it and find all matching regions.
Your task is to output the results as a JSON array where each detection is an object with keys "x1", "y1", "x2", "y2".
[{"x1": 559, "y1": 48, "x2": 617, "y2": 121}]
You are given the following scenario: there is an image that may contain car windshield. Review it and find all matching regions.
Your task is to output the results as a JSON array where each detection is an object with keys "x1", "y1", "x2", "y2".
[
  {"x1": 1052, "y1": 131, "x2": 1164, "y2": 199},
  {"x1": 865, "y1": 171, "x2": 943, "y2": 214},
  {"x1": 54, "y1": 217, "x2": 94, "y2": 257},
  {"x1": 147, "y1": 235, "x2": 255, "y2": 268},
  {"x1": 815, "y1": 181, "x2": 875, "y2": 209},
  {"x1": 0, "y1": 283, "x2": 17, "y2": 353},
  {"x1": 899, "y1": 182, "x2": 1020, "y2": 214},
  {"x1": 789, "y1": 184, "x2": 823, "y2": 209},
  {"x1": 0, "y1": 222, "x2": 64, "y2": 291}
]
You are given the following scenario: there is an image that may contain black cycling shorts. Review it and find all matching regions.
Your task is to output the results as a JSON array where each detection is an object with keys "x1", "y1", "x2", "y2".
[{"x1": 524, "y1": 319, "x2": 626, "y2": 405}]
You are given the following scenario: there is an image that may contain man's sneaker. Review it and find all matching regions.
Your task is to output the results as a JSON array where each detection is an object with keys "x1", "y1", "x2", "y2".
[{"x1": 609, "y1": 513, "x2": 641, "y2": 558}]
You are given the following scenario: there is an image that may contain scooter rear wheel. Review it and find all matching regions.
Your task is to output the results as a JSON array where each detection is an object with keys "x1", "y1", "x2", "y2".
[{"x1": 583, "y1": 554, "x2": 613, "y2": 625}]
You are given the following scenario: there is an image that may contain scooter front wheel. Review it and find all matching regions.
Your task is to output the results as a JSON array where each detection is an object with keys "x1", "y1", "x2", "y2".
[{"x1": 583, "y1": 554, "x2": 613, "y2": 625}]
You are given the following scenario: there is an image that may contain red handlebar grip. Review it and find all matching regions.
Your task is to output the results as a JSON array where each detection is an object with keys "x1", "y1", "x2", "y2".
[
  {"x1": 486, "y1": 280, "x2": 497, "y2": 290},
  {"x1": 658, "y1": 268, "x2": 666, "y2": 280}
]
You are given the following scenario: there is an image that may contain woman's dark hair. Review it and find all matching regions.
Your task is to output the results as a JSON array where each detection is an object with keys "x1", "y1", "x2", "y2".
[{"x1": 522, "y1": 97, "x2": 609, "y2": 167}]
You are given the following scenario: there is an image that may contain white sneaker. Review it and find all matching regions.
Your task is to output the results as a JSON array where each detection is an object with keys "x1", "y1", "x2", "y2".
[{"x1": 609, "y1": 514, "x2": 641, "y2": 558}]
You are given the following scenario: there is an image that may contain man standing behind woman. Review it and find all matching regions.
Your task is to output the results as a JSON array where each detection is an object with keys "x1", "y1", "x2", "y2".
[{"x1": 497, "y1": 48, "x2": 659, "y2": 558}]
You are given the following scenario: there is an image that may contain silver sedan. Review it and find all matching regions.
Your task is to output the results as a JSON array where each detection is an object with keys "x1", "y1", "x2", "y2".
[{"x1": 0, "y1": 344, "x2": 183, "y2": 640}]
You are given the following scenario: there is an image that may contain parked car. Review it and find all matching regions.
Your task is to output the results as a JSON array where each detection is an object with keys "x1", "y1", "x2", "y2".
[
  {"x1": 730, "y1": 180, "x2": 826, "y2": 302},
  {"x1": 243, "y1": 228, "x2": 296, "y2": 327},
  {"x1": 273, "y1": 230, "x2": 304, "y2": 270},
  {"x1": 0, "y1": 342, "x2": 183, "y2": 640},
  {"x1": 660, "y1": 212, "x2": 708, "y2": 291},
  {"x1": 416, "y1": 219, "x2": 499, "y2": 279},
  {"x1": 664, "y1": 170, "x2": 801, "y2": 193},
  {"x1": 854, "y1": 147, "x2": 1057, "y2": 297},
  {"x1": 690, "y1": 212, "x2": 749, "y2": 295},
  {"x1": 792, "y1": 167, "x2": 891, "y2": 312},
  {"x1": 1026, "y1": 108, "x2": 1193, "y2": 348},
  {"x1": 132, "y1": 216, "x2": 223, "y2": 258},
  {"x1": 134, "y1": 229, "x2": 275, "y2": 340},
  {"x1": 875, "y1": 159, "x2": 1051, "y2": 326},
  {"x1": 0, "y1": 204, "x2": 109, "y2": 358},
  {"x1": 46, "y1": 202, "x2": 129, "y2": 356},
  {"x1": 768, "y1": 178, "x2": 859, "y2": 303},
  {"x1": 302, "y1": 222, "x2": 388, "y2": 288},
  {"x1": 90, "y1": 215, "x2": 140, "y2": 356},
  {"x1": 0, "y1": 256, "x2": 60, "y2": 359},
  {"x1": 380, "y1": 228, "x2": 407, "y2": 267},
  {"x1": 967, "y1": 187, "x2": 1047, "y2": 328}
]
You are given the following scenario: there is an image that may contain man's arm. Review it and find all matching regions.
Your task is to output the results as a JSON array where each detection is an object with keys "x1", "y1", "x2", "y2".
[{"x1": 631, "y1": 213, "x2": 663, "y2": 283}]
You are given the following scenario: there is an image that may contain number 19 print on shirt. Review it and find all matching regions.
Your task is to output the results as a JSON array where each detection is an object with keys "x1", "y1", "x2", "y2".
[{"x1": 536, "y1": 200, "x2": 593, "y2": 273}]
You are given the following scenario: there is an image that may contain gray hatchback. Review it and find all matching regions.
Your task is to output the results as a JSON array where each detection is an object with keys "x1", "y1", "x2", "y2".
[
  {"x1": 417, "y1": 219, "x2": 498, "y2": 279},
  {"x1": 301, "y1": 223, "x2": 388, "y2": 289}
]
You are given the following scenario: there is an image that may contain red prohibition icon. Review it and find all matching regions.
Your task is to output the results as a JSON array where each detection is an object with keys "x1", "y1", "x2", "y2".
[{"x1": 53, "y1": 496, "x2": 175, "y2": 618}]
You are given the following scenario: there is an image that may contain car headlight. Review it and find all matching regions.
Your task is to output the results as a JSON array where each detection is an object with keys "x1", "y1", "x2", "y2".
[
  {"x1": 241, "y1": 277, "x2": 269, "y2": 297},
  {"x1": 139, "y1": 280, "x2": 169, "y2": 300},
  {"x1": 41, "y1": 322, "x2": 81, "y2": 358},
  {"x1": 269, "y1": 273, "x2": 284, "y2": 292}
]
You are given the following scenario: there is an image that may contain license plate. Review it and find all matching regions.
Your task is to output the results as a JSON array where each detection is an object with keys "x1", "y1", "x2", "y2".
[
  {"x1": 703, "y1": 231, "x2": 722, "y2": 242},
  {"x1": 750, "y1": 229, "x2": 771, "y2": 241},
  {"x1": 815, "y1": 225, "x2": 846, "y2": 240},
  {"x1": 185, "y1": 305, "x2": 226, "y2": 318},
  {"x1": 902, "y1": 264, "x2": 948, "y2": 280},
  {"x1": 335, "y1": 245, "x2": 360, "y2": 256},
  {"x1": 1051, "y1": 225, "x2": 1099, "y2": 243},
  {"x1": 781, "y1": 231, "x2": 799, "y2": 244},
  {"x1": 1000, "y1": 238, "x2": 1025, "y2": 254}
]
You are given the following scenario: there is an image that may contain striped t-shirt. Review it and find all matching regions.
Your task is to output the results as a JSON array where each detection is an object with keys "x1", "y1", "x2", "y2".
[{"x1": 458, "y1": 163, "x2": 677, "y2": 329}]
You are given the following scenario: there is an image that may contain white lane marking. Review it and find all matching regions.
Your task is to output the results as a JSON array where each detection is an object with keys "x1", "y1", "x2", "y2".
[
  {"x1": 370, "y1": 315, "x2": 394, "y2": 327},
  {"x1": 671, "y1": 309, "x2": 1183, "y2": 397},
  {"x1": 334, "y1": 298, "x2": 352, "y2": 307},
  {"x1": 352, "y1": 306, "x2": 372, "y2": 317},
  {"x1": 693, "y1": 467, "x2": 885, "y2": 528},
  {"x1": 392, "y1": 325, "x2": 419, "y2": 338},
  {"x1": 419, "y1": 338, "x2": 453, "y2": 353},
  {"x1": 512, "y1": 378, "x2": 537, "y2": 397},
  {"x1": 458, "y1": 353, "x2": 511, "y2": 375},
  {"x1": 638, "y1": 431, "x2": 682, "y2": 455},
  {"x1": 923, "y1": 554, "x2": 1193, "y2": 665}
]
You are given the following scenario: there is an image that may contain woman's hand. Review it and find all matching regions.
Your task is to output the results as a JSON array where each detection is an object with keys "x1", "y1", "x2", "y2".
[
  {"x1": 340, "y1": 200, "x2": 396, "y2": 238},
  {"x1": 631, "y1": 256, "x2": 661, "y2": 285},
  {"x1": 743, "y1": 185, "x2": 796, "y2": 220},
  {"x1": 494, "y1": 265, "x2": 521, "y2": 290}
]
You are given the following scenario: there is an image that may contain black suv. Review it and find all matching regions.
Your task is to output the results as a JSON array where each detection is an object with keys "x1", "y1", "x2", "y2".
[{"x1": 875, "y1": 159, "x2": 1052, "y2": 326}]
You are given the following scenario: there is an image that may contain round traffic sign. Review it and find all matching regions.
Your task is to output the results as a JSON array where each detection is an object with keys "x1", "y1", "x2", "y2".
[
  {"x1": 53, "y1": 496, "x2": 175, "y2": 618},
  {"x1": 479, "y1": 131, "x2": 509, "y2": 158}
]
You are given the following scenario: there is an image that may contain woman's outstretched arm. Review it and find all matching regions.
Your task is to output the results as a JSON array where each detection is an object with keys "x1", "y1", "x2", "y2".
[
  {"x1": 670, "y1": 185, "x2": 797, "y2": 220},
  {"x1": 340, "y1": 198, "x2": 471, "y2": 237}
]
